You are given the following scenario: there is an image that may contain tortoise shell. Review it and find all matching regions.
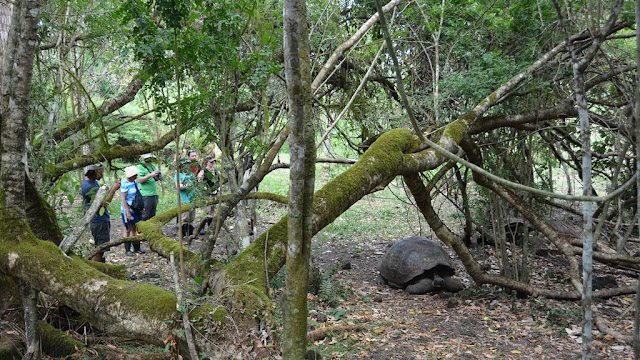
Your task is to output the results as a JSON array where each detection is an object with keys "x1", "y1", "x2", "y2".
[{"x1": 377, "y1": 236, "x2": 455, "y2": 288}]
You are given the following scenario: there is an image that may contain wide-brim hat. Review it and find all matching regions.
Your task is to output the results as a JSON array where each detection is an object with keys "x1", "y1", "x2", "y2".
[
  {"x1": 124, "y1": 165, "x2": 141, "y2": 178},
  {"x1": 140, "y1": 153, "x2": 156, "y2": 160}
]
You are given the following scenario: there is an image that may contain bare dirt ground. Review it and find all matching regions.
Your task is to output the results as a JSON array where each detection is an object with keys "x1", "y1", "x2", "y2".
[
  {"x1": 100, "y1": 206, "x2": 637, "y2": 360},
  {"x1": 308, "y1": 237, "x2": 635, "y2": 360}
]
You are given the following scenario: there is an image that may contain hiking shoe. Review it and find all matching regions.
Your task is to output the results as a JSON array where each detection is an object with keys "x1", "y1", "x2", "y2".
[
  {"x1": 135, "y1": 249, "x2": 146, "y2": 254},
  {"x1": 125, "y1": 251, "x2": 133, "y2": 257}
]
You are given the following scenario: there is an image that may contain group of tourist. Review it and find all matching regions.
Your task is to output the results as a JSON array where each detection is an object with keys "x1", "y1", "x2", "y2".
[{"x1": 81, "y1": 149, "x2": 220, "y2": 262}]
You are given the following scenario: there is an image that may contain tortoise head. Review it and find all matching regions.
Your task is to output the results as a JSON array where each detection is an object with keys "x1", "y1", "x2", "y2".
[{"x1": 432, "y1": 272, "x2": 445, "y2": 287}]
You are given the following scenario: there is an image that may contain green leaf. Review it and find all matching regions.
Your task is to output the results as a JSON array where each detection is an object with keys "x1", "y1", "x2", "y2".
[{"x1": 177, "y1": 301, "x2": 187, "y2": 313}]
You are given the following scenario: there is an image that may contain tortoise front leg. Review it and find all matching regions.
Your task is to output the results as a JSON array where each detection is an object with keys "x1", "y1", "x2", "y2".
[
  {"x1": 442, "y1": 276, "x2": 464, "y2": 292},
  {"x1": 405, "y1": 277, "x2": 435, "y2": 294}
]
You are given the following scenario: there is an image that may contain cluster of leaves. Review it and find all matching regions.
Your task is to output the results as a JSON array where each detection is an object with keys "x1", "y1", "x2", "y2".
[{"x1": 318, "y1": 272, "x2": 351, "y2": 308}]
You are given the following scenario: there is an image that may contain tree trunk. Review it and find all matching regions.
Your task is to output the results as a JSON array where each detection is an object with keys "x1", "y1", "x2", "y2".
[
  {"x1": 0, "y1": 0, "x2": 12, "y2": 92},
  {"x1": 1, "y1": 0, "x2": 40, "y2": 217},
  {"x1": 0, "y1": 2, "x2": 42, "y2": 358},
  {"x1": 634, "y1": 0, "x2": 640, "y2": 356},
  {"x1": 282, "y1": 0, "x2": 315, "y2": 356}
]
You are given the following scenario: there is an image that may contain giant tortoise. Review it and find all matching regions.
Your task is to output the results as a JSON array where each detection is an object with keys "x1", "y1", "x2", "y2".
[{"x1": 376, "y1": 236, "x2": 464, "y2": 294}]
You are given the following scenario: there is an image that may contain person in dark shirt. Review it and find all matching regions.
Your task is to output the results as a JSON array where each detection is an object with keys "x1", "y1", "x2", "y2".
[
  {"x1": 197, "y1": 155, "x2": 221, "y2": 232},
  {"x1": 81, "y1": 164, "x2": 120, "y2": 262}
]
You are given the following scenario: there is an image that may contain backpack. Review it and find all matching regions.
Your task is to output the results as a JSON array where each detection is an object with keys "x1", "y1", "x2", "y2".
[{"x1": 130, "y1": 182, "x2": 145, "y2": 211}]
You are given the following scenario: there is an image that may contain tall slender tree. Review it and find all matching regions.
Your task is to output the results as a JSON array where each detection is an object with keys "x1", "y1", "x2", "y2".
[{"x1": 282, "y1": 0, "x2": 315, "y2": 357}]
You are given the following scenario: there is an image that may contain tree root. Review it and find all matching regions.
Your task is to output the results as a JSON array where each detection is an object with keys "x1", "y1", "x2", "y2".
[{"x1": 594, "y1": 311, "x2": 633, "y2": 343}]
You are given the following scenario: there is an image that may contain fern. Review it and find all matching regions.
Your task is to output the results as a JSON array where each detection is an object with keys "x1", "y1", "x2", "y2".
[{"x1": 318, "y1": 268, "x2": 351, "y2": 307}]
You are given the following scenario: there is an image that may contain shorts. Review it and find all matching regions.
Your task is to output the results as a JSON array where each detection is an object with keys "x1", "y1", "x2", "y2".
[
  {"x1": 90, "y1": 221, "x2": 111, "y2": 253},
  {"x1": 121, "y1": 210, "x2": 143, "y2": 227}
]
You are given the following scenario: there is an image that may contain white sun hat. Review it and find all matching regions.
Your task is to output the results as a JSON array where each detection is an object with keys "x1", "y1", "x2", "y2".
[{"x1": 124, "y1": 166, "x2": 140, "y2": 178}]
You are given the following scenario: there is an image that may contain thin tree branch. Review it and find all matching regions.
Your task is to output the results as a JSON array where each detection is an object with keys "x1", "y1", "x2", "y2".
[{"x1": 373, "y1": 0, "x2": 425, "y2": 142}]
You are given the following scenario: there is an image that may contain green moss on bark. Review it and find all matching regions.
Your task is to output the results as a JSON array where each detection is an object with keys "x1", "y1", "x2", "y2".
[
  {"x1": 0, "y1": 344, "x2": 21, "y2": 359},
  {"x1": 77, "y1": 256, "x2": 126, "y2": 279},
  {"x1": 24, "y1": 177, "x2": 63, "y2": 245},
  {"x1": 224, "y1": 215, "x2": 289, "y2": 294},
  {"x1": 441, "y1": 119, "x2": 469, "y2": 144},
  {"x1": 0, "y1": 275, "x2": 19, "y2": 310},
  {"x1": 38, "y1": 321, "x2": 84, "y2": 357},
  {"x1": 136, "y1": 204, "x2": 204, "y2": 277}
]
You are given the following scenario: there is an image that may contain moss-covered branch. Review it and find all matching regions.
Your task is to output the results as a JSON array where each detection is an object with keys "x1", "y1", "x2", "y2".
[
  {"x1": 47, "y1": 124, "x2": 187, "y2": 181},
  {"x1": 0, "y1": 232, "x2": 179, "y2": 344},
  {"x1": 135, "y1": 204, "x2": 205, "y2": 278},
  {"x1": 210, "y1": 128, "x2": 436, "y2": 294},
  {"x1": 41, "y1": 77, "x2": 144, "y2": 148}
]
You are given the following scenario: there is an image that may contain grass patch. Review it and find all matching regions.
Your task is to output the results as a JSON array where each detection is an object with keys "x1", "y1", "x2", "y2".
[{"x1": 315, "y1": 178, "x2": 423, "y2": 245}]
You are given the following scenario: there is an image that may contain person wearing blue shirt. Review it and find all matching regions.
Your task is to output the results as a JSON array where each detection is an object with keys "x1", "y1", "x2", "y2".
[
  {"x1": 120, "y1": 166, "x2": 145, "y2": 256},
  {"x1": 81, "y1": 164, "x2": 120, "y2": 262},
  {"x1": 175, "y1": 158, "x2": 195, "y2": 239}
]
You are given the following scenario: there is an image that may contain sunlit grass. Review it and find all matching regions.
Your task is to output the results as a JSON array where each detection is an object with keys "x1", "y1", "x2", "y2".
[{"x1": 259, "y1": 158, "x2": 425, "y2": 246}]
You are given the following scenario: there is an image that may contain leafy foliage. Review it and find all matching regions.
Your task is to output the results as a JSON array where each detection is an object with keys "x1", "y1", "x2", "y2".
[{"x1": 318, "y1": 267, "x2": 351, "y2": 307}]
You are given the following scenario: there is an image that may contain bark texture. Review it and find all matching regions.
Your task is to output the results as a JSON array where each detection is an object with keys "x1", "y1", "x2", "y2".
[{"x1": 1, "y1": 0, "x2": 41, "y2": 218}]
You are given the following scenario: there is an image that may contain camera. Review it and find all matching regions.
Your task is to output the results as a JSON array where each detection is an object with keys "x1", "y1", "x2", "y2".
[{"x1": 156, "y1": 171, "x2": 162, "y2": 181}]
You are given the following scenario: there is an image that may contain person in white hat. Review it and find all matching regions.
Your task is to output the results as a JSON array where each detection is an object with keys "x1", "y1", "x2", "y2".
[
  {"x1": 120, "y1": 165, "x2": 144, "y2": 256},
  {"x1": 136, "y1": 153, "x2": 161, "y2": 222}
]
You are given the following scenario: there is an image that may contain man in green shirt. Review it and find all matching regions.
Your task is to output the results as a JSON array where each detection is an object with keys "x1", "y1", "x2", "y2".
[{"x1": 136, "y1": 153, "x2": 161, "y2": 222}]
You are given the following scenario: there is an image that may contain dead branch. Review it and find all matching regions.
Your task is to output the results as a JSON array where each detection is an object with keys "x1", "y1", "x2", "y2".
[
  {"x1": 306, "y1": 325, "x2": 364, "y2": 342},
  {"x1": 59, "y1": 186, "x2": 107, "y2": 252}
]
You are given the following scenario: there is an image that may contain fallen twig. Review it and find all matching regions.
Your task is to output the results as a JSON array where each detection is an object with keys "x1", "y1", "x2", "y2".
[{"x1": 306, "y1": 325, "x2": 364, "y2": 342}]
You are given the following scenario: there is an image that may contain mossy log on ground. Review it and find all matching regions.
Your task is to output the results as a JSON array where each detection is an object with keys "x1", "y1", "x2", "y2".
[
  {"x1": 38, "y1": 321, "x2": 85, "y2": 357},
  {"x1": 0, "y1": 345, "x2": 21, "y2": 360},
  {"x1": 0, "y1": 236, "x2": 179, "y2": 343},
  {"x1": 0, "y1": 330, "x2": 22, "y2": 360},
  {"x1": 77, "y1": 256, "x2": 127, "y2": 279}
]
